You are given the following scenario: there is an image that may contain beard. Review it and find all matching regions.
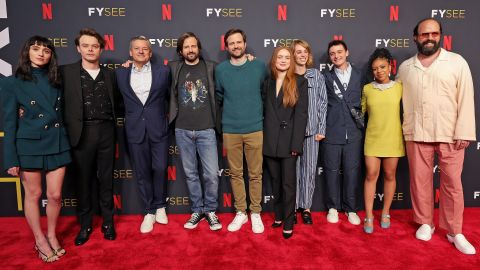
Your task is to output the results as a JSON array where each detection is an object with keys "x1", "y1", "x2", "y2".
[
  {"x1": 183, "y1": 52, "x2": 199, "y2": 63},
  {"x1": 416, "y1": 39, "x2": 440, "y2": 56},
  {"x1": 229, "y1": 48, "x2": 245, "y2": 59}
]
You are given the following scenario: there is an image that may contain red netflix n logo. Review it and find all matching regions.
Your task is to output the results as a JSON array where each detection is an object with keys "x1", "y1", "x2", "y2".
[
  {"x1": 104, "y1": 35, "x2": 114, "y2": 51},
  {"x1": 223, "y1": 193, "x2": 232, "y2": 207},
  {"x1": 443, "y1": 35, "x2": 452, "y2": 51},
  {"x1": 278, "y1": 5, "x2": 287, "y2": 21},
  {"x1": 220, "y1": 35, "x2": 225, "y2": 51},
  {"x1": 42, "y1": 3, "x2": 53, "y2": 20},
  {"x1": 333, "y1": 35, "x2": 343, "y2": 40},
  {"x1": 390, "y1": 59, "x2": 397, "y2": 76},
  {"x1": 390, "y1": 5, "x2": 399, "y2": 21},
  {"x1": 162, "y1": 4, "x2": 172, "y2": 21},
  {"x1": 113, "y1": 195, "x2": 122, "y2": 209},
  {"x1": 168, "y1": 166, "x2": 176, "y2": 180}
]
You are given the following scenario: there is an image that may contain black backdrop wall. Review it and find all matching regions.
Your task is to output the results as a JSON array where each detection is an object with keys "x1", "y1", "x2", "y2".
[{"x1": 0, "y1": 0, "x2": 479, "y2": 216}]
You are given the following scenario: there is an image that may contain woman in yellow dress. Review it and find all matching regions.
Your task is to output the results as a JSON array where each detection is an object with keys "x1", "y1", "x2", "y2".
[{"x1": 362, "y1": 48, "x2": 404, "y2": 233}]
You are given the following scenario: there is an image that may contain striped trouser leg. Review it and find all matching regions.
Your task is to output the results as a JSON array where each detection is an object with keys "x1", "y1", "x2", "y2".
[{"x1": 296, "y1": 135, "x2": 320, "y2": 209}]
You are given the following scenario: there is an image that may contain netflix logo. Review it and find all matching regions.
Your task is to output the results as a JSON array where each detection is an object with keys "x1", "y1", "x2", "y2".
[
  {"x1": 42, "y1": 3, "x2": 53, "y2": 20},
  {"x1": 278, "y1": 5, "x2": 287, "y2": 21},
  {"x1": 162, "y1": 4, "x2": 172, "y2": 21},
  {"x1": 104, "y1": 34, "x2": 114, "y2": 51},
  {"x1": 390, "y1": 5, "x2": 399, "y2": 21}
]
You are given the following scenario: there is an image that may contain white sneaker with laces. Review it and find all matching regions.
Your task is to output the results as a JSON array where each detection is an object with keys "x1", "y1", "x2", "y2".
[
  {"x1": 250, "y1": 213, "x2": 264, "y2": 234},
  {"x1": 415, "y1": 224, "x2": 435, "y2": 241},
  {"x1": 326, "y1": 208, "x2": 339, "y2": 223},
  {"x1": 155, "y1": 207, "x2": 168, "y2": 224},
  {"x1": 346, "y1": 212, "x2": 361, "y2": 225},
  {"x1": 227, "y1": 211, "x2": 248, "y2": 232},
  {"x1": 447, "y1": 234, "x2": 476, "y2": 255},
  {"x1": 140, "y1": 213, "x2": 156, "y2": 233}
]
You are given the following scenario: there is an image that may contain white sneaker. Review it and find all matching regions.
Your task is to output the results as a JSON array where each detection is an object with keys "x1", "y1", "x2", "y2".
[
  {"x1": 227, "y1": 211, "x2": 248, "y2": 232},
  {"x1": 346, "y1": 212, "x2": 361, "y2": 225},
  {"x1": 447, "y1": 234, "x2": 476, "y2": 255},
  {"x1": 140, "y1": 214, "x2": 156, "y2": 233},
  {"x1": 155, "y1": 207, "x2": 168, "y2": 224},
  {"x1": 326, "y1": 208, "x2": 339, "y2": 223},
  {"x1": 250, "y1": 213, "x2": 264, "y2": 234},
  {"x1": 416, "y1": 224, "x2": 435, "y2": 241}
]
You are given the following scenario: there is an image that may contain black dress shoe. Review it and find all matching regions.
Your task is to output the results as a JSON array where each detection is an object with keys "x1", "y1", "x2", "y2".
[
  {"x1": 101, "y1": 225, "x2": 116, "y2": 240},
  {"x1": 74, "y1": 227, "x2": 92, "y2": 246},
  {"x1": 294, "y1": 213, "x2": 298, "y2": 224},
  {"x1": 271, "y1": 221, "x2": 282, "y2": 228},
  {"x1": 282, "y1": 230, "x2": 293, "y2": 239},
  {"x1": 302, "y1": 211, "x2": 313, "y2": 225}
]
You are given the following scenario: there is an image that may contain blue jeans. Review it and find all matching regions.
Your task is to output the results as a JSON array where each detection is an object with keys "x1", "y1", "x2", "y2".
[{"x1": 175, "y1": 128, "x2": 219, "y2": 213}]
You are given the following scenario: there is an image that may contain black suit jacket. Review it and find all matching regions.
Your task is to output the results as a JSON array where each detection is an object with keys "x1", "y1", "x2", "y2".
[
  {"x1": 263, "y1": 75, "x2": 309, "y2": 158},
  {"x1": 60, "y1": 61, "x2": 120, "y2": 147},
  {"x1": 115, "y1": 63, "x2": 170, "y2": 144},
  {"x1": 322, "y1": 66, "x2": 364, "y2": 144}
]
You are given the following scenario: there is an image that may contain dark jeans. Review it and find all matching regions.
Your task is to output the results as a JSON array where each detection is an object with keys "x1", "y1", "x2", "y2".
[{"x1": 175, "y1": 128, "x2": 219, "y2": 213}]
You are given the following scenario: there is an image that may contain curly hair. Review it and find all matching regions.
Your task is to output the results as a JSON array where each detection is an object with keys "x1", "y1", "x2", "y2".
[{"x1": 367, "y1": 48, "x2": 393, "y2": 81}]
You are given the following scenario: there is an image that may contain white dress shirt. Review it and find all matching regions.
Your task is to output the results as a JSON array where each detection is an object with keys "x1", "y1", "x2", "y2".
[{"x1": 130, "y1": 61, "x2": 152, "y2": 105}]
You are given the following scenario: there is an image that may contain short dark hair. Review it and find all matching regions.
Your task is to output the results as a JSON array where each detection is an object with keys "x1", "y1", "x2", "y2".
[
  {"x1": 176, "y1": 32, "x2": 202, "y2": 57},
  {"x1": 327, "y1": 40, "x2": 348, "y2": 52},
  {"x1": 74, "y1": 28, "x2": 105, "y2": 49},
  {"x1": 367, "y1": 48, "x2": 394, "y2": 81},
  {"x1": 413, "y1": 18, "x2": 443, "y2": 36},
  {"x1": 223, "y1": 28, "x2": 246, "y2": 47},
  {"x1": 15, "y1": 36, "x2": 61, "y2": 87}
]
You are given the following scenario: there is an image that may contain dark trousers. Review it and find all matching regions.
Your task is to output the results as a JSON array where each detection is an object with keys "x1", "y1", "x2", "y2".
[
  {"x1": 128, "y1": 135, "x2": 168, "y2": 214},
  {"x1": 72, "y1": 121, "x2": 115, "y2": 229},
  {"x1": 321, "y1": 140, "x2": 362, "y2": 212},
  {"x1": 265, "y1": 156, "x2": 297, "y2": 231}
]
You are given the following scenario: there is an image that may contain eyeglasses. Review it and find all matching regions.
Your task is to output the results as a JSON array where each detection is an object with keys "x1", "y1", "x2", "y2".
[{"x1": 418, "y1": 31, "x2": 440, "y2": 39}]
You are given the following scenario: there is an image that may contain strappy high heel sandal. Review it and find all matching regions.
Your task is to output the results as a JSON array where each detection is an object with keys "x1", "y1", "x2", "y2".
[
  {"x1": 47, "y1": 237, "x2": 66, "y2": 257},
  {"x1": 381, "y1": 214, "x2": 391, "y2": 229},
  {"x1": 35, "y1": 244, "x2": 59, "y2": 263},
  {"x1": 363, "y1": 217, "x2": 374, "y2": 234}
]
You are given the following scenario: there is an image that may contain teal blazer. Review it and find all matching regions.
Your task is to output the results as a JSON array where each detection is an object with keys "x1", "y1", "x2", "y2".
[{"x1": 1, "y1": 76, "x2": 70, "y2": 169}]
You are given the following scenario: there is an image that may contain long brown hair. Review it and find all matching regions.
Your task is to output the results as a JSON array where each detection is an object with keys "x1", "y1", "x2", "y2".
[{"x1": 270, "y1": 46, "x2": 298, "y2": 107}]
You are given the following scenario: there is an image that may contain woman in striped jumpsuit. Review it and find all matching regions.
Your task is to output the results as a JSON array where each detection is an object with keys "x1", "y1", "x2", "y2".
[{"x1": 292, "y1": 40, "x2": 328, "y2": 224}]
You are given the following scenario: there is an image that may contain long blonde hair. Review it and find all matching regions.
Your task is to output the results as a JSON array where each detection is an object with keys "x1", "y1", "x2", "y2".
[{"x1": 269, "y1": 46, "x2": 298, "y2": 107}]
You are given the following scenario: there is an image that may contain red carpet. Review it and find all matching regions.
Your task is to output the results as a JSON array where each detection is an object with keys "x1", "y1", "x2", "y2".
[{"x1": 1, "y1": 208, "x2": 479, "y2": 269}]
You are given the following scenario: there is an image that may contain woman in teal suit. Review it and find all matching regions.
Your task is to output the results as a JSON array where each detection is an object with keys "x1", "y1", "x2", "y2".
[{"x1": 1, "y1": 36, "x2": 71, "y2": 263}]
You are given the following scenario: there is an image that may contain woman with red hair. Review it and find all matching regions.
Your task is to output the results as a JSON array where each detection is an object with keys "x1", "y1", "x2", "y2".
[{"x1": 263, "y1": 46, "x2": 308, "y2": 239}]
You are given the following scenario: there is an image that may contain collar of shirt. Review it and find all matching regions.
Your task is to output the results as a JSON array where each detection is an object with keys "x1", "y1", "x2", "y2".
[
  {"x1": 132, "y1": 61, "x2": 151, "y2": 73},
  {"x1": 334, "y1": 62, "x2": 351, "y2": 77}
]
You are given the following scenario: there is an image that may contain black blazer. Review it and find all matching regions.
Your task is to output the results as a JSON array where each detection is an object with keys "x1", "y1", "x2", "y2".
[
  {"x1": 322, "y1": 66, "x2": 364, "y2": 144},
  {"x1": 263, "y1": 75, "x2": 309, "y2": 158},
  {"x1": 60, "y1": 62, "x2": 120, "y2": 147},
  {"x1": 116, "y1": 63, "x2": 170, "y2": 144}
]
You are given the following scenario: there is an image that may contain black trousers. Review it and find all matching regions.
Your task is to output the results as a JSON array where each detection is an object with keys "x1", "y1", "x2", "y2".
[
  {"x1": 72, "y1": 121, "x2": 115, "y2": 229},
  {"x1": 128, "y1": 135, "x2": 168, "y2": 214},
  {"x1": 321, "y1": 140, "x2": 362, "y2": 212},
  {"x1": 265, "y1": 156, "x2": 297, "y2": 231}
]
